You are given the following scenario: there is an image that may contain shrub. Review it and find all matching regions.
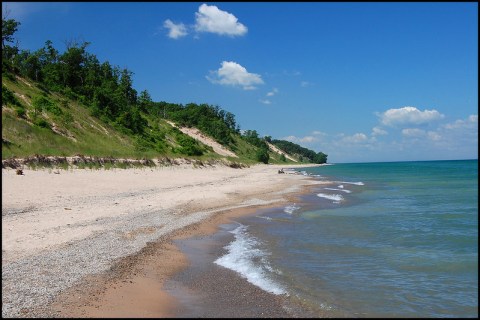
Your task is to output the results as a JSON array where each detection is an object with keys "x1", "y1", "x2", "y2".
[
  {"x1": 256, "y1": 148, "x2": 269, "y2": 164},
  {"x1": 32, "y1": 95, "x2": 63, "y2": 116},
  {"x1": 176, "y1": 134, "x2": 204, "y2": 156},
  {"x1": 34, "y1": 118, "x2": 50, "y2": 129},
  {"x1": 14, "y1": 106, "x2": 26, "y2": 118},
  {"x1": 2, "y1": 85, "x2": 20, "y2": 107}
]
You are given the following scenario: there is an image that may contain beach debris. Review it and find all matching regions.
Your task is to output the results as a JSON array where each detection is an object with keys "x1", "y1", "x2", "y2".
[{"x1": 16, "y1": 169, "x2": 23, "y2": 175}]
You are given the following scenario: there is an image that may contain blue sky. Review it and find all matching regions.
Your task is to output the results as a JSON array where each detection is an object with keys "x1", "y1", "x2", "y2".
[{"x1": 3, "y1": 2, "x2": 478, "y2": 163}]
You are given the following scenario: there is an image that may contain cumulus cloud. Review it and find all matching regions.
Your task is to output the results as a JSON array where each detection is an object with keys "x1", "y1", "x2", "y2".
[
  {"x1": 372, "y1": 126, "x2": 388, "y2": 136},
  {"x1": 164, "y1": 19, "x2": 188, "y2": 39},
  {"x1": 283, "y1": 135, "x2": 318, "y2": 144},
  {"x1": 342, "y1": 133, "x2": 368, "y2": 144},
  {"x1": 207, "y1": 61, "x2": 264, "y2": 90},
  {"x1": 427, "y1": 131, "x2": 442, "y2": 141},
  {"x1": 259, "y1": 99, "x2": 272, "y2": 105},
  {"x1": 195, "y1": 3, "x2": 247, "y2": 36},
  {"x1": 402, "y1": 128, "x2": 426, "y2": 137},
  {"x1": 300, "y1": 136, "x2": 318, "y2": 143},
  {"x1": 378, "y1": 106, "x2": 445, "y2": 127},
  {"x1": 444, "y1": 114, "x2": 478, "y2": 130}
]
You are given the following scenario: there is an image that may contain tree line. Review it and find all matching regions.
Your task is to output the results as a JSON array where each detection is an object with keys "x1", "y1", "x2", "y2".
[{"x1": 269, "y1": 138, "x2": 327, "y2": 164}]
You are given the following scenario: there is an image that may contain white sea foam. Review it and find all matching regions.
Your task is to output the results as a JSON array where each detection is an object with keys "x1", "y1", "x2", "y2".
[
  {"x1": 337, "y1": 181, "x2": 364, "y2": 186},
  {"x1": 317, "y1": 193, "x2": 344, "y2": 202},
  {"x1": 324, "y1": 187, "x2": 351, "y2": 193},
  {"x1": 338, "y1": 185, "x2": 344, "y2": 189},
  {"x1": 255, "y1": 215, "x2": 273, "y2": 221},
  {"x1": 284, "y1": 203, "x2": 301, "y2": 214},
  {"x1": 214, "y1": 224, "x2": 287, "y2": 295}
]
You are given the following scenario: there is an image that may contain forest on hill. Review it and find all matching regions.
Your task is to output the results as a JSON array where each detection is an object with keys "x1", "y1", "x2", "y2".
[{"x1": 2, "y1": 16, "x2": 327, "y2": 166}]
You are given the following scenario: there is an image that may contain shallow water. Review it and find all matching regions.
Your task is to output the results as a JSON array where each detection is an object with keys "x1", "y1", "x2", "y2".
[{"x1": 216, "y1": 160, "x2": 478, "y2": 317}]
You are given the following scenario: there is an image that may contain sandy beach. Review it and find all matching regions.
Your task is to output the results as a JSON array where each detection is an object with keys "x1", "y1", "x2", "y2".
[{"x1": 2, "y1": 162, "x2": 327, "y2": 317}]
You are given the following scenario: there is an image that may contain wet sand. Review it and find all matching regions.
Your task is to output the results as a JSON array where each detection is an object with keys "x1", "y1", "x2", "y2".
[{"x1": 50, "y1": 190, "x2": 320, "y2": 318}]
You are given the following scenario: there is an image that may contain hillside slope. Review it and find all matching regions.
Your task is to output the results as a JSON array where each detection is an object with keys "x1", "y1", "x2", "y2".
[
  {"x1": 165, "y1": 120, "x2": 237, "y2": 158},
  {"x1": 2, "y1": 74, "x2": 299, "y2": 166},
  {"x1": 2, "y1": 74, "x2": 218, "y2": 160},
  {"x1": 266, "y1": 141, "x2": 298, "y2": 162}
]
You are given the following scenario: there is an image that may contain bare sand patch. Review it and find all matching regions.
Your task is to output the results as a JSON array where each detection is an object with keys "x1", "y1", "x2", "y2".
[{"x1": 165, "y1": 120, "x2": 238, "y2": 158}]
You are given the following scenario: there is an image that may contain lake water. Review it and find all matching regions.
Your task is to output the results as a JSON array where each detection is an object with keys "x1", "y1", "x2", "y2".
[{"x1": 214, "y1": 160, "x2": 478, "y2": 317}]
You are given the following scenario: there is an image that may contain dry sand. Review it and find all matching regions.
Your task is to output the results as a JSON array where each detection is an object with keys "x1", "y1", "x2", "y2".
[{"x1": 2, "y1": 162, "x2": 327, "y2": 317}]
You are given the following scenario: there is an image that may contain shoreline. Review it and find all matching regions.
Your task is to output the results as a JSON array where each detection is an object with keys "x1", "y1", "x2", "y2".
[
  {"x1": 165, "y1": 197, "x2": 327, "y2": 318},
  {"x1": 2, "y1": 163, "x2": 330, "y2": 317}
]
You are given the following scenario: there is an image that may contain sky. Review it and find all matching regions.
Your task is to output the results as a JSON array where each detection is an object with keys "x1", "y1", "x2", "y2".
[{"x1": 2, "y1": 2, "x2": 478, "y2": 163}]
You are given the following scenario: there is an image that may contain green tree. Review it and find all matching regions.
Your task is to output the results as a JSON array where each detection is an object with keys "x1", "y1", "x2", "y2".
[
  {"x1": 138, "y1": 89, "x2": 152, "y2": 112},
  {"x1": 224, "y1": 112, "x2": 236, "y2": 130},
  {"x1": 314, "y1": 152, "x2": 328, "y2": 164},
  {"x1": 115, "y1": 109, "x2": 147, "y2": 135},
  {"x1": 256, "y1": 148, "x2": 269, "y2": 164},
  {"x1": 2, "y1": 16, "x2": 20, "y2": 49},
  {"x1": 118, "y1": 68, "x2": 137, "y2": 106},
  {"x1": 2, "y1": 13, "x2": 21, "y2": 68},
  {"x1": 59, "y1": 40, "x2": 90, "y2": 89}
]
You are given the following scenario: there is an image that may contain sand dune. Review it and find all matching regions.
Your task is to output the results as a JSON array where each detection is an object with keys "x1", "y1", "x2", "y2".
[
  {"x1": 266, "y1": 141, "x2": 298, "y2": 162},
  {"x1": 165, "y1": 120, "x2": 238, "y2": 158}
]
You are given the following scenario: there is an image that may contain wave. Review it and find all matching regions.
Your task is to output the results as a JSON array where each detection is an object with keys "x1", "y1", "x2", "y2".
[
  {"x1": 214, "y1": 224, "x2": 287, "y2": 295},
  {"x1": 324, "y1": 187, "x2": 351, "y2": 194},
  {"x1": 284, "y1": 203, "x2": 301, "y2": 214},
  {"x1": 255, "y1": 215, "x2": 273, "y2": 221},
  {"x1": 317, "y1": 193, "x2": 344, "y2": 202},
  {"x1": 337, "y1": 181, "x2": 365, "y2": 186}
]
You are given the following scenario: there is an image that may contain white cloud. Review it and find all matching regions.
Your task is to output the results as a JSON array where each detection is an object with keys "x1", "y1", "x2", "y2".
[
  {"x1": 207, "y1": 61, "x2": 264, "y2": 90},
  {"x1": 266, "y1": 88, "x2": 278, "y2": 97},
  {"x1": 300, "y1": 136, "x2": 317, "y2": 143},
  {"x1": 283, "y1": 135, "x2": 297, "y2": 142},
  {"x1": 444, "y1": 114, "x2": 478, "y2": 130},
  {"x1": 372, "y1": 126, "x2": 388, "y2": 136},
  {"x1": 283, "y1": 135, "x2": 318, "y2": 144},
  {"x1": 195, "y1": 3, "x2": 247, "y2": 36},
  {"x1": 402, "y1": 128, "x2": 426, "y2": 137},
  {"x1": 259, "y1": 99, "x2": 271, "y2": 105},
  {"x1": 378, "y1": 106, "x2": 445, "y2": 127},
  {"x1": 427, "y1": 131, "x2": 442, "y2": 141},
  {"x1": 342, "y1": 133, "x2": 368, "y2": 144},
  {"x1": 164, "y1": 19, "x2": 188, "y2": 39}
]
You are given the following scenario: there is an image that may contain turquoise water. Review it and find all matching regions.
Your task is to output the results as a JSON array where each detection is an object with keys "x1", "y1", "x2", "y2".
[{"x1": 217, "y1": 160, "x2": 478, "y2": 317}]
